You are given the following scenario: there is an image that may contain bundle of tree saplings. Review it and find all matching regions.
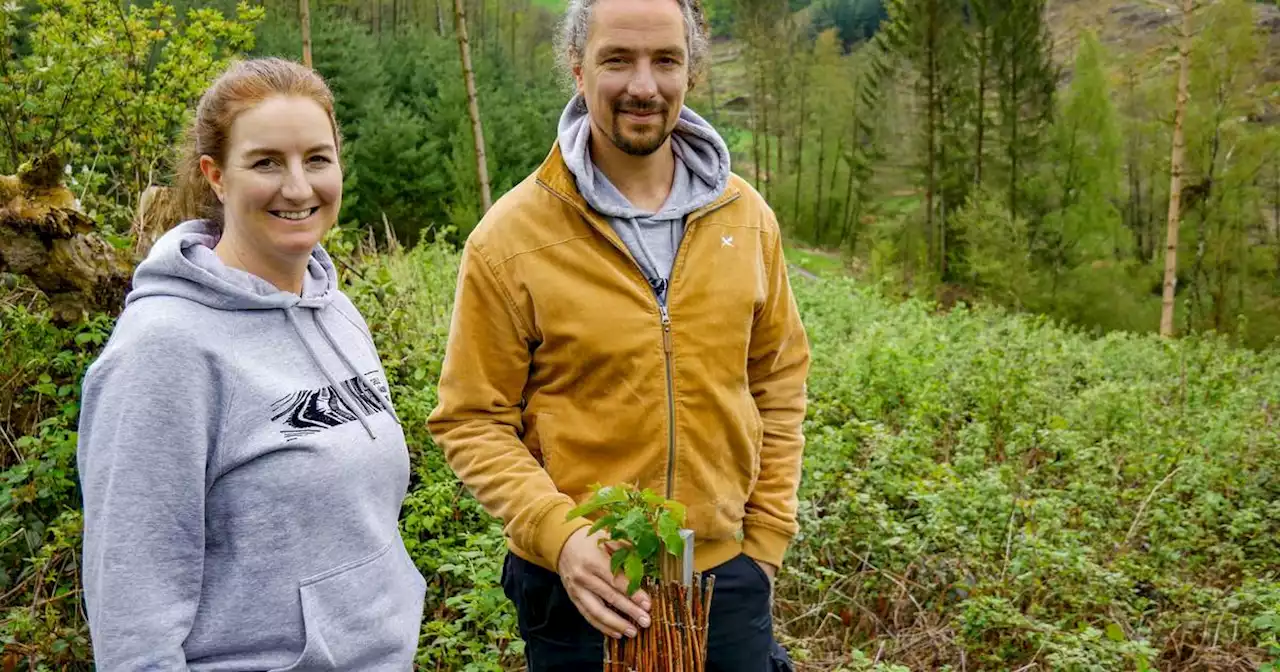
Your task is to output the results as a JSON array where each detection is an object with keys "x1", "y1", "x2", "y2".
[{"x1": 564, "y1": 484, "x2": 716, "y2": 672}]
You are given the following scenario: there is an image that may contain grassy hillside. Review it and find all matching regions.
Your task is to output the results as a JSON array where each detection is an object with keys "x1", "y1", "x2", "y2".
[{"x1": 1046, "y1": 0, "x2": 1280, "y2": 86}]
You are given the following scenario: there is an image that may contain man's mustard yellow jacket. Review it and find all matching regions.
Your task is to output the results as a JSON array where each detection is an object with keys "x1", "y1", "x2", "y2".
[{"x1": 427, "y1": 142, "x2": 810, "y2": 574}]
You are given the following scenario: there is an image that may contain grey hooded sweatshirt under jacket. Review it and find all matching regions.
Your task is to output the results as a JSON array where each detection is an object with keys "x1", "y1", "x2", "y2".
[
  {"x1": 77, "y1": 220, "x2": 426, "y2": 671},
  {"x1": 556, "y1": 92, "x2": 732, "y2": 304}
]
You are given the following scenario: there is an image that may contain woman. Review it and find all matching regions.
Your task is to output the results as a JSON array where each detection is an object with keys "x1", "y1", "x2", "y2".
[{"x1": 77, "y1": 57, "x2": 425, "y2": 670}]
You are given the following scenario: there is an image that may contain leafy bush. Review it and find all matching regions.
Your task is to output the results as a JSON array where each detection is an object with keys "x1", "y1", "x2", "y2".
[
  {"x1": 0, "y1": 305, "x2": 113, "y2": 666},
  {"x1": 0, "y1": 0, "x2": 263, "y2": 231},
  {"x1": 785, "y1": 274, "x2": 1280, "y2": 670}
]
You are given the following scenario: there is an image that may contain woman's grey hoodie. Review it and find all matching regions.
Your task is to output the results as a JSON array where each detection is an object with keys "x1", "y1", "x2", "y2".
[{"x1": 76, "y1": 220, "x2": 426, "y2": 671}]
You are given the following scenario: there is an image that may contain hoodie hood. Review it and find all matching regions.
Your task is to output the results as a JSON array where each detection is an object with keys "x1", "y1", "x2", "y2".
[
  {"x1": 556, "y1": 92, "x2": 731, "y2": 221},
  {"x1": 126, "y1": 219, "x2": 338, "y2": 312},
  {"x1": 123, "y1": 219, "x2": 397, "y2": 441},
  {"x1": 556, "y1": 93, "x2": 732, "y2": 304}
]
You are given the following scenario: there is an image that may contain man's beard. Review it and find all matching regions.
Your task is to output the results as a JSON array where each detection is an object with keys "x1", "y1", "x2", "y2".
[{"x1": 610, "y1": 99, "x2": 673, "y2": 156}]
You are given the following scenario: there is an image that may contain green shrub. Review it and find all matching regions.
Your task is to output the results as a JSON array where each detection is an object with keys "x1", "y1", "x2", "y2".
[
  {"x1": 4, "y1": 234, "x2": 1277, "y2": 669},
  {"x1": 0, "y1": 305, "x2": 113, "y2": 667}
]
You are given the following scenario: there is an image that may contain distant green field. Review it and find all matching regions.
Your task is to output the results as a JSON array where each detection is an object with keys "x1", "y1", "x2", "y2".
[
  {"x1": 785, "y1": 245, "x2": 847, "y2": 277},
  {"x1": 531, "y1": 0, "x2": 566, "y2": 11}
]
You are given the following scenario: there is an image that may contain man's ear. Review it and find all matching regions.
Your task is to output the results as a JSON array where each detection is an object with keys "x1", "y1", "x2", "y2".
[
  {"x1": 573, "y1": 63, "x2": 585, "y2": 95},
  {"x1": 199, "y1": 155, "x2": 225, "y2": 203}
]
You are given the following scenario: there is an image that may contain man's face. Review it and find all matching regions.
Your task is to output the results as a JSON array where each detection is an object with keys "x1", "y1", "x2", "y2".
[{"x1": 574, "y1": 0, "x2": 689, "y2": 157}]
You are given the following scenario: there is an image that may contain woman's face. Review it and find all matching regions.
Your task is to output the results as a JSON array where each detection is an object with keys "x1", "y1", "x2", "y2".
[{"x1": 202, "y1": 95, "x2": 342, "y2": 259}]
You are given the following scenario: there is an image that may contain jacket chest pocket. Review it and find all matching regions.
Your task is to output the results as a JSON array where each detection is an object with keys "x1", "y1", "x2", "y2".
[{"x1": 671, "y1": 228, "x2": 767, "y2": 368}]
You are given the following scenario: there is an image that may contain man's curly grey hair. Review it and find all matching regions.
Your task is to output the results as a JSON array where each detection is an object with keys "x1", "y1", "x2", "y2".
[{"x1": 556, "y1": 0, "x2": 711, "y2": 91}]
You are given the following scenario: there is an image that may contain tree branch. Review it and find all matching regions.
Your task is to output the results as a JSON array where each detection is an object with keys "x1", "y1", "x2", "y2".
[{"x1": 1123, "y1": 464, "x2": 1183, "y2": 549}]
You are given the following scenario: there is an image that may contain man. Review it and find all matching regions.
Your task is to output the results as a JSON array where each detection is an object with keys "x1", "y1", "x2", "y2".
[{"x1": 426, "y1": 0, "x2": 809, "y2": 669}]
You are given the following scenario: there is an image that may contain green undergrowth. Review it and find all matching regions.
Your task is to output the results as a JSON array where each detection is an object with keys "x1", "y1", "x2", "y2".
[
  {"x1": 344, "y1": 237, "x2": 1279, "y2": 671},
  {"x1": 3, "y1": 233, "x2": 1277, "y2": 670}
]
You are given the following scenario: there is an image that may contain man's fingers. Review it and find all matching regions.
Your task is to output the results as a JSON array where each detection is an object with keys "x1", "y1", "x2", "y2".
[
  {"x1": 568, "y1": 580, "x2": 635, "y2": 639},
  {"x1": 585, "y1": 572, "x2": 651, "y2": 629},
  {"x1": 608, "y1": 570, "x2": 651, "y2": 612}
]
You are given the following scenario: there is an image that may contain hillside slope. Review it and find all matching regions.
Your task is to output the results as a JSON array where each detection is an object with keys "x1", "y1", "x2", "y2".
[{"x1": 1046, "y1": 0, "x2": 1280, "y2": 116}]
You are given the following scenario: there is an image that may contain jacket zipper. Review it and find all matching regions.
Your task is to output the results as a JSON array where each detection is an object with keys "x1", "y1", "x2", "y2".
[
  {"x1": 660, "y1": 303, "x2": 675, "y2": 499},
  {"x1": 537, "y1": 178, "x2": 741, "y2": 501}
]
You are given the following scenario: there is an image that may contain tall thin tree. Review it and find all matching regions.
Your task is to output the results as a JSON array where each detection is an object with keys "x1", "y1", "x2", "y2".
[
  {"x1": 1161, "y1": 0, "x2": 1194, "y2": 337},
  {"x1": 970, "y1": 0, "x2": 995, "y2": 186},
  {"x1": 792, "y1": 52, "x2": 810, "y2": 229},
  {"x1": 299, "y1": 0, "x2": 312, "y2": 68},
  {"x1": 454, "y1": 0, "x2": 492, "y2": 213}
]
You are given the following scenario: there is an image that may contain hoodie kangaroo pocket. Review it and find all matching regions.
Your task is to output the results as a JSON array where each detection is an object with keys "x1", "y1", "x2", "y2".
[{"x1": 270, "y1": 541, "x2": 425, "y2": 672}]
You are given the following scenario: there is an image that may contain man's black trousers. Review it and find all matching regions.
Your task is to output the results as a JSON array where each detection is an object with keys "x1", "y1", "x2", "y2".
[{"x1": 501, "y1": 551, "x2": 795, "y2": 672}]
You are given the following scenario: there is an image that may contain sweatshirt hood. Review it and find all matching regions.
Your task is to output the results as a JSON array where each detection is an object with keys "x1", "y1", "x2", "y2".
[
  {"x1": 126, "y1": 219, "x2": 338, "y2": 312},
  {"x1": 123, "y1": 219, "x2": 398, "y2": 440},
  {"x1": 556, "y1": 92, "x2": 731, "y2": 220}
]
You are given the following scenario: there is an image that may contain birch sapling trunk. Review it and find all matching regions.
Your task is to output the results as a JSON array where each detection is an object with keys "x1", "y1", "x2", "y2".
[
  {"x1": 1161, "y1": 0, "x2": 1193, "y2": 338},
  {"x1": 793, "y1": 76, "x2": 808, "y2": 229},
  {"x1": 454, "y1": 0, "x2": 492, "y2": 213},
  {"x1": 299, "y1": 0, "x2": 312, "y2": 68}
]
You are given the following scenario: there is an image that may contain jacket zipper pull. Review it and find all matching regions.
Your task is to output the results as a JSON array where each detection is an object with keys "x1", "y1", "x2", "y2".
[{"x1": 660, "y1": 305, "x2": 672, "y2": 354}]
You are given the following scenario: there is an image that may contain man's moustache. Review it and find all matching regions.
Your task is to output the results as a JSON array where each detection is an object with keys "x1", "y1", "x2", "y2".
[{"x1": 616, "y1": 103, "x2": 667, "y2": 114}]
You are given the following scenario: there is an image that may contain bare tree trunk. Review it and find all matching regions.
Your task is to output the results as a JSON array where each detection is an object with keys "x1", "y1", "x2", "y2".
[
  {"x1": 299, "y1": 0, "x2": 312, "y2": 68},
  {"x1": 707, "y1": 68, "x2": 719, "y2": 124},
  {"x1": 1160, "y1": 0, "x2": 1193, "y2": 338},
  {"x1": 827, "y1": 133, "x2": 845, "y2": 244},
  {"x1": 762, "y1": 77, "x2": 772, "y2": 203},
  {"x1": 792, "y1": 76, "x2": 808, "y2": 230},
  {"x1": 773, "y1": 63, "x2": 784, "y2": 205},
  {"x1": 1007, "y1": 56, "x2": 1020, "y2": 221},
  {"x1": 436, "y1": 0, "x2": 445, "y2": 36},
  {"x1": 924, "y1": 0, "x2": 938, "y2": 280},
  {"x1": 504, "y1": 1, "x2": 514, "y2": 60},
  {"x1": 841, "y1": 151, "x2": 857, "y2": 247},
  {"x1": 975, "y1": 28, "x2": 987, "y2": 186},
  {"x1": 494, "y1": 0, "x2": 501, "y2": 57},
  {"x1": 750, "y1": 57, "x2": 763, "y2": 193},
  {"x1": 1152, "y1": 165, "x2": 1162, "y2": 262},
  {"x1": 1274, "y1": 161, "x2": 1280, "y2": 275},
  {"x1": 1124, "y1": 68, "x2": 1141, "y2": 258},
  {"x1": 816, "y1": 125, "x2": 828, "y2": 242},
  {"x1": 937, "y1": 85, "x2": 947, "y2": 278},
  {"x1": 841, "y1": 94, "x2": 860, "y2": 248},
  {"x1": 454, "y1": 0, "x2": 492, "y2": 213}
]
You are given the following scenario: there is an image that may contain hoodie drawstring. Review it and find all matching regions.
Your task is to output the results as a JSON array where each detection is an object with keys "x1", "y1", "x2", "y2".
[
  {"x1": 285, "y1": 309, "x2": 379, "y2": 440},
  {"x1": 311, "y1": 310, "x2": 402, "y2": 427},
  {"x1": 627, "y1": 217, "x2": 670, "y2": 301}
]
